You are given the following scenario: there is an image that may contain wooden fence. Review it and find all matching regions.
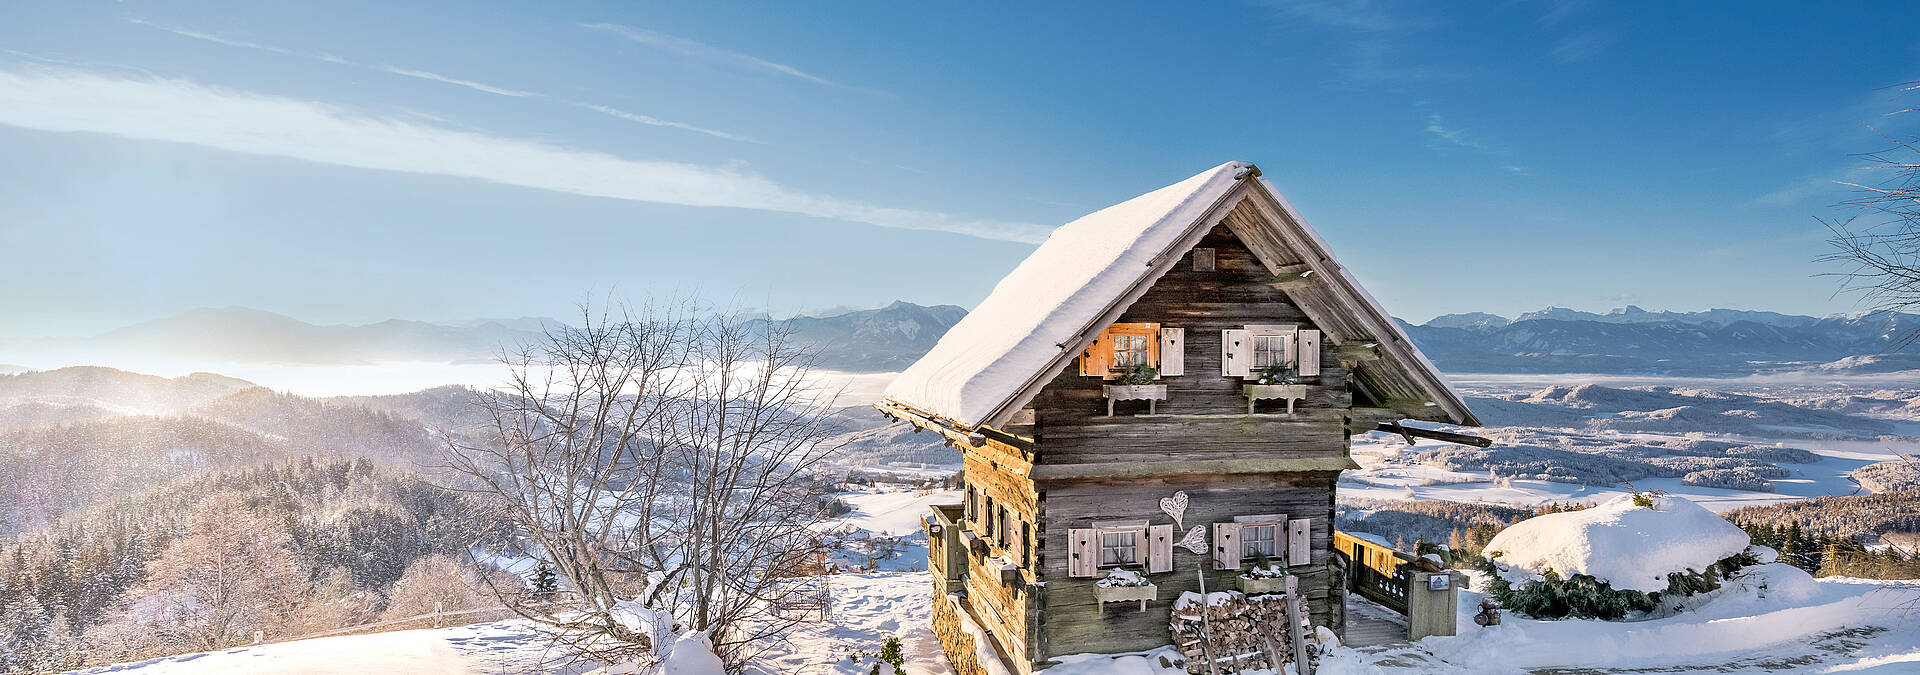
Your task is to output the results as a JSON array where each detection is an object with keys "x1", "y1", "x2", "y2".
[{"x1": 1332, "y1": 531, "x2": 1416, "y2": 615}]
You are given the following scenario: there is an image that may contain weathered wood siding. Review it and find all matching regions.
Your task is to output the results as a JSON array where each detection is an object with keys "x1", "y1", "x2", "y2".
[
  {"x1": 959, "y1": 446, "x2": 1042, "y2": 669},
  {"x1": 1031, "y1": 224, "x2": 1348, "y2": 466},
  {"x1": 1019, "y1": 224, "x2": 1349, "y2": 664},
  {"x1": 1033, "y1": 473, "x2": 1341, "y2": 662}
]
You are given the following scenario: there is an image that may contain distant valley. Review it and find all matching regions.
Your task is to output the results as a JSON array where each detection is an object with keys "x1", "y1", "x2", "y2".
[{"x1": 3, "y1": 302, "x2": 1916, "y2": 377}]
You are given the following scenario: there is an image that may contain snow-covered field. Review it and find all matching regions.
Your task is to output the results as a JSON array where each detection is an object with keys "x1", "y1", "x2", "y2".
[
  {"x1": 65, "y1": 571, "x2": 954, "y2": 675},
  {"x1": 1342, "y1": 376, "x2": 1920, "y2": 513}
]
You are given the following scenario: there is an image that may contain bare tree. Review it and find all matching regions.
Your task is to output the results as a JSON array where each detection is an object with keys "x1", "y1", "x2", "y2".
[
  {"x1": 1823, "y1": 82, "x2": 1920, "y2": 346},
  {"x1": 446, "y1": 300, "x2": 843, "y2": 669},
  {"x1": 105, "y1": 495, "x2": 306, "y2": 654}
]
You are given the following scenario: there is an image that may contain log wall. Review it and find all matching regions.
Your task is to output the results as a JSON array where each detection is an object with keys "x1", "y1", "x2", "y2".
[{"x1": 1031, "y1": 473, "x2": 1340, "y2": 663}]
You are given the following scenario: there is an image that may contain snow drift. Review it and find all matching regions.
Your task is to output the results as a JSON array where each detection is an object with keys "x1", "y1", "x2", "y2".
[{"x1": 1483, "y1": 494, "x2": 1749, "y2": 592}]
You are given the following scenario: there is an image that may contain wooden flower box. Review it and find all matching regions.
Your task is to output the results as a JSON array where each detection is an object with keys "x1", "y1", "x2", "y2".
[
  {"x1": 1102, "y1": 384, "x2": 1168, "y2": 416},
  {"x1": 1236, "y1": 574, "x2": 1289, "y2": 595},
  {"x1": 1093, "y1": 582, "x2": 1157, "y2": 614},
  {"x1": 1243, "y1": 384, "x2": 1308, "y2": 414}
]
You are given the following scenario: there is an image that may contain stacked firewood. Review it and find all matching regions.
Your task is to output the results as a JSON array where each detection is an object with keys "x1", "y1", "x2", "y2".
[{"x1": 1168, "y1": 591, "x2": 1311, "y2": 674}]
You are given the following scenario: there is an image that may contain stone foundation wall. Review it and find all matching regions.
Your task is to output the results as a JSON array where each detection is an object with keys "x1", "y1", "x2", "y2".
[{"x1": 931, "y1": 582, "x2": 993, "y2": 675}]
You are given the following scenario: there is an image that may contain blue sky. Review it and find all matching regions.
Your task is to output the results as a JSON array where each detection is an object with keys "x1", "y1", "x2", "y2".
[{"x1": 1, "y1": 1, "x2": 1917, "y2": 338}]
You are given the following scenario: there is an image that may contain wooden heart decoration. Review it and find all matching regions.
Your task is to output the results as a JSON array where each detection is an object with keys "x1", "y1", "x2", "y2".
[
  {"x1": 1176, "y1": 525, "x2": 1208, "y2": 555},
  {"x1": 1159, "y1": 491, "x2": 1189, "y2": 529}
]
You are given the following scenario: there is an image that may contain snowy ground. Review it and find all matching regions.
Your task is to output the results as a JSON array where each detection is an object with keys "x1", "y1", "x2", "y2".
[
  {"x1": 71, "y1": 483, "x2": 960, "y2": 675},
  {"x1": 65, "y1": 572, "x2": 953, "y2": 675},
  {"x1": 1316, "y1": 567, "x2": 1920, "y2": 674},
  {"x1": 65, "y1": 620, "x2": 585, "y2": 675},
  {"x1": 819, "y1": 486, "x2": 959, "y2": 572}
]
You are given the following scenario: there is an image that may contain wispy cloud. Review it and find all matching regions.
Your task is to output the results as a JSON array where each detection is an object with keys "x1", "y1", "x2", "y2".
[
  {"x1": 127, "y1": 18, "x2": 346, "y2": 64},
  {"x1": 1251, "y1": 0, "x2": 1468, "y2": 82},
  {"x1": 575, "y1": 103, "x2": 762, "y2": 143},
  {"x1": 1424, "y1": 113, "x2": 1534, "y2": 174},
  {"x1": 1424, "y1": 114, "x2": 1499, "y2": 154},
  {"x1": 1550, "y1": 28, "x2": 1613, "y2": 64},
  {"x1": 132, "y1": 18, "x2": 531, "y2": 98},
  {"x1": 126, "y1": 18, "x2": 759, "y2": 143},
  {"x1": 374, "y1": 66, "x2": 538, "y2": 98},
  {"x1": 0, "y1": 67, "x2": 1046, "y2": 243},
  {"x1": 583, "y1": 23, "x2": 842, "y2": 88}
]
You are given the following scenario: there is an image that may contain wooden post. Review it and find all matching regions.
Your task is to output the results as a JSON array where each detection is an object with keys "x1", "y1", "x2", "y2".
[
  {"x1": 1195, "y1": 566, "x2": 1219, "y2": 675},
  {"x1": 1284, "y1": 575, "x2": 1312, "y2": 675}
]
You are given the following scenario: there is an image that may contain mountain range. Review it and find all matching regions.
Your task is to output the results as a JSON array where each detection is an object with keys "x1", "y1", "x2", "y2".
[
  {"x1": 1403, "y1": 309, "x2": 1920, "y2": 375},
  {"x1": 3, "y1": 303, "x2": 1915, "y2": 376}
]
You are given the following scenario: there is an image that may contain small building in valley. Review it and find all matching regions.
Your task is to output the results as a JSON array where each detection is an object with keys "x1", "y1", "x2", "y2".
[{"x1": 876, "y1": 161, "x2": 1480, "y2": 672}]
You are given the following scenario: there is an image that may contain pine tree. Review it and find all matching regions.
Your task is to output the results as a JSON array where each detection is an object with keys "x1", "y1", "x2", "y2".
[
  {"x1": 1781, "y1": 522, "x2": 1805, "y2": 570},
  {"x1": 531, "y1": 561, "x2": 558, "y2": 599}
]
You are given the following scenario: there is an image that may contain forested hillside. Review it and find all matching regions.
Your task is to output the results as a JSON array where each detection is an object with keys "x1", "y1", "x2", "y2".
[{"x1": 0, "y1": 457, "x2": 496, "y2": 673}]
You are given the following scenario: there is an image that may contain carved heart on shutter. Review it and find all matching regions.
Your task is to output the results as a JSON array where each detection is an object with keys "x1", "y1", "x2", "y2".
[
  {"x1": 1158, "y1": 491, "x2": 1189, "y2": 529},
  {"x1": 1176, "y1": 525, "x2": 1208, "y2": 555}
]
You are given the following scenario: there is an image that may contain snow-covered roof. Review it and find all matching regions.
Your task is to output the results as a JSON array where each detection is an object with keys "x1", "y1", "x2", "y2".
[
  {"x1": 1483, "y1": 494, "x2": 1751, "y2": 593},
  {"x1": 882, "y1": 161, "x2": 1477, "y2": 430}
]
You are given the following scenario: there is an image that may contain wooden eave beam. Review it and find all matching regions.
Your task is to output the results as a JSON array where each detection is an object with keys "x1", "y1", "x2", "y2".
[
  {"x1": 1030, "y1": 456, "x2": 1358, "y2": 480},
  {"x1": 1377, "y1": 422, "x2": 1492, "y2": 448},
  {"x1": 872, "y1": 400, "x2": 1036, "y2": 454},
  {"x1": 1331, "y1": 342, "x2": 1382, "y2": 363}
]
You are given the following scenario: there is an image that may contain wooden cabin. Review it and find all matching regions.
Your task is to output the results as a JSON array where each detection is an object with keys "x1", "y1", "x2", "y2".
[{"x1": 876, "y1": 161, "x2": 1479, "y2": 673}]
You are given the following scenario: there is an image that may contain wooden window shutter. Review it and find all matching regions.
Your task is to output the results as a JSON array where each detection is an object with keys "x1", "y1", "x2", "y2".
[
  {"x1": 1212, "y1": 522, "x2": 1242, "y2": 570},
  {"x1": 1148, "y1": 523, "x2": 1175, "y2": 573},
  {"x1": 1079, "y1": 332, "x2": 1111, "y2": 377},
  {"x1": 1221, "y1": 329, "x2": 1250, "y2": 377},
  {"x1": 1298, "y1": 329, "x2": 1322, "y2": 377},
  {"x1": 1144, "y1": 323, "x2": 1162, "y2": 369},
  {"x1": 1022, "y1": 522, "x2": 1033, "y2": 568},
  {"x1": 1068, "y1": 528, "x2": 1097, "y2": 577},
  {"x1": 1287, "y1": 519, "x2": 1312, "y2": 567},
  {"x1": 1005, "y1": 512, "x2": 1022, "y2": 561},
  {"x1": 1159, "y1": 327, "x2": 1185, "y2": 376}
]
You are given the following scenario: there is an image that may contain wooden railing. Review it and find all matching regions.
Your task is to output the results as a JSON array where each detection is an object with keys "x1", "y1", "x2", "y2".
[{"x1": 1332, "y1": 530, "x2": 1418, "y2": 615}]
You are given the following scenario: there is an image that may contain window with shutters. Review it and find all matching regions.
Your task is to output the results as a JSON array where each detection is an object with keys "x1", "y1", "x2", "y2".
[
  {"x1": 1250, "y1": 334, "x2": 1288, "y2": 369},
  {"x1": 1083, "y1": 323, "x2": 1161, "y2": 378},
  {"x1": 1245, "y1": 325, "x2": 1298, "y2": 369},
  {"x1": 1099, "y1": 530, "x2": 1138, "y2": 567},
  {"x1": 985, "y1": 497, "x2": 996, "y2": 539},
  {"x1": 1231, "y1": 514, "x2": 1286, "y2": 563},
  {"x1": 1243, "y1": 524, "x2": 1277, "y2": 557},
  {"x1": 1113, "y1": 333, "x2": 1152, "y2": 367}
]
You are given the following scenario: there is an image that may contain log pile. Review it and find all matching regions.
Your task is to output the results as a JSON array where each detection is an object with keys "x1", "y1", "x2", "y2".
[{"x1": 1168, "y1": 590, "x2": 1311, "y2": 674}]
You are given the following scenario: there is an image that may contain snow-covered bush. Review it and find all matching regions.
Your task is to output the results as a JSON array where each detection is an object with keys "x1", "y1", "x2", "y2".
[{"x1": 1481, "y1": 494, "x2": 1756, "y2": 619}]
